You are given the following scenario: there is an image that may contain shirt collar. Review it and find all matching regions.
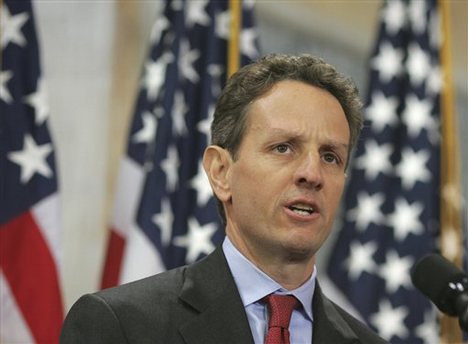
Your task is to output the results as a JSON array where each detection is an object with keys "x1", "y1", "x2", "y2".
[{"x1": 222, "y1": 236, "x2": 316, "y2": 321}]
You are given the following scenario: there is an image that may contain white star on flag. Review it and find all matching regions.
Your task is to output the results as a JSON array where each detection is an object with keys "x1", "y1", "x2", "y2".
[
  {"x1": 395, "y1": 147, "x2": 431, "y2": 190},
  {"x1": 408, "y1": 0, "x2": 427, "y2": 34},
  {"x1": 161, "y1": 145, "x2": 180, "y2": 192},
  {"x1": 173, "y1": 217, "x2": 217, "y2": 263},
  {"x1": 366, "y1": 91, "x2": 398, "y2": 132},
  {"x1": 172, "y1": 91, "x2": 188, "y2": 136},
  {"x1": 152, "y1": 198, "x2": 174, "y2": 246},
  {"x1": 150, "y1": 16, "x2": 170, "y2": 44},
  {"x1": 207, "y1": 64, "x2": 224, "y2": 96},
  {"x1": 23, "y1": 78, "x2": 50, "y2": 125},
  {"x1": 215, "y1": 10, "x2": 230, "y2": 40},
  {"x1": 415, "y1": 310, "x2": 439, "y2": 343},
  {"x1": 379, "y1": 250, "x2": 413, "y2": 293},
  {"x1": 402, "y1": 94, "x2": 436, "y2": 138},
  {"x1": 381, "y1": 0, "x2": 406, "y2": 35},
  {"x1": 241, "y1": 28, "x2": 258, "y2": 60},
  {"x1": 370, "y1": 300, "x2": 409, "y2": 340},
  {"x1": 0, "y1": 70, "x2": 14, "y2": 103},
  {"x1": 179, "y1": 39, "x2": 200, "y2": 83},
  {"x1": 371, "y1": 42, "x2": 404, "y2": 82},
  {"x1": 7, "y1": 134, "x2": 53, "y2": 184},
  {"x1": 405, "y1": 42, "x2": 431, "y2": 86},
  {"x1": 426, "y1": 65, "x2": 443, "y2": 95},
  {"x1": 197, "y1": 104, "x2": 214, "y2": 141},
  {"x1": 345, "y1": 240, "x2": 378, "y2": 280},
  {"x1": 190, "y1": 162, "x2": 213, "y2": 207},
  {"x1": 143, "y1": 54, "x2": 173, "y2": 101},
  {"x1": 186, "y1": 0, "x2": 210, "y2": 27},
  {"x1": 347, "y1": 192, "x2": 386, "y2": 231},
  {"x1": 132, "y1": 111, "x2": 157, "y2": 144},
  {"x1": 1, "y1": 4, "x2": 29, "y2": 48},
  {"x1": 387, "y1": 198, "x2": 424, "y2": 241},
  {"x1": 355, "y1": 140, "x2": 393, "y2": 180}
]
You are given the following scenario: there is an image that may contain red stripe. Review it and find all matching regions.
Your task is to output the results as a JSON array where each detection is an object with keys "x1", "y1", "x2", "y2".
[
  {"x1": 0, "y1": 211, "x2": 63, "y2": 344},
  {"x1": 100, "y1": 228, "x2": 125, "y2": 289}
]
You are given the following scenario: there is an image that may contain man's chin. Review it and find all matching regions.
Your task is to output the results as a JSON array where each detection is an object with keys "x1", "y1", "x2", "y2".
[{"x1": 280, "y1": 241, "x2": 316, "y2": 263}]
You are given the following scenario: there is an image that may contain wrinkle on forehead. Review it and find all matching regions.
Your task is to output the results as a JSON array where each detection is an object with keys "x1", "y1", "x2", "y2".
[{"x1": 244, "y1": 80, "x2": 350, "y2": 147}]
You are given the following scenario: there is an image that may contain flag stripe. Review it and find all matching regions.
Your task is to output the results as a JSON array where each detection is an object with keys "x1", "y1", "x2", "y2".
[
  {"x1": 0, "y1": 272, "x2": 35, "y2": 343},
  {"x1": 101, "y1": 157, "x2": 145, "y2": 288},
  {"x1": 0, "y1": 212, "x2": 63, "y2": 343},
  {"x1": 119, "y1": 225, "x2": 166, "y2": 284},
  {"x1": 32, "y1": 193, "x2": 62, "y2": 269},
  {"x1": 101, "y1": 229, "x2": 126, "y2": 289},
  {"x1": 110, "y1": 157, "x2": 146, "y2": 236}
]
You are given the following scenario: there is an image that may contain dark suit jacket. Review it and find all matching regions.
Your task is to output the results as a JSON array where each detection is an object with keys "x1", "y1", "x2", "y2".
[{"x1": 60, "y1": 247, "x2": 387, "y2": 344}]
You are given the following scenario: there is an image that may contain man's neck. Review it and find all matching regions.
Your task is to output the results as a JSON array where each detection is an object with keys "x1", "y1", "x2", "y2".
[{"x1": 226, "y1": 232, "x2": 316, "y2": 290}]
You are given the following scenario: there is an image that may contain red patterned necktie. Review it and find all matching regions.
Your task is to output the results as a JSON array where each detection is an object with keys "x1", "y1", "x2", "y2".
[{"x1": 264, "y1": 294, "x2": 299, "y2": 344}]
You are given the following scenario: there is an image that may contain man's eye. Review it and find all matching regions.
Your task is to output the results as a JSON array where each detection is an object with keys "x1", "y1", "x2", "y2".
[
  {"x1": 275, "y1": 144, "x2": 290, "y2": 153},
  {"x1": 323, "y1": 152, "x2": 339, "y2": 164}
]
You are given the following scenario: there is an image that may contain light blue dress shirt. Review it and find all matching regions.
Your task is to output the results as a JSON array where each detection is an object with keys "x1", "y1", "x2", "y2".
[{"x1": 222, "y1": 237, "x2": 315, "y2": 344}]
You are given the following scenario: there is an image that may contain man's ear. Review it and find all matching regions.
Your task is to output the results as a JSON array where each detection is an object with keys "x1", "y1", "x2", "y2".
[{"x1": 202, "y1": 145, "x2": 232, "y2": 202}]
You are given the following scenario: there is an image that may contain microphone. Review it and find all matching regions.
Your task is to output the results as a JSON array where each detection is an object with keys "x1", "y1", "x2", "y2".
[{"x1": 411, "y1": 254, "x2": 468, "y2": 332}]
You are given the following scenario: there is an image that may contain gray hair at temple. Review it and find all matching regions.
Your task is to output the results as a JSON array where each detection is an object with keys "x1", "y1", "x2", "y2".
[{"x1": 210, "y1": 53, "x2": 363, "y2": 224}]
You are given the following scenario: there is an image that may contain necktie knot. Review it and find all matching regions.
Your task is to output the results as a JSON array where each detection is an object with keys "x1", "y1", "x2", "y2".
[{"x1": 263, "y1": 294, "x2": 298, "y2": 344}]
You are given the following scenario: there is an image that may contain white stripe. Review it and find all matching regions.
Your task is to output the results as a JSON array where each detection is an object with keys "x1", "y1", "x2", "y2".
[
  {"x1": 111, "y1": 157, "x2": 145, "y2": 238},
  {"x1": 0, "y1": 272, "x2": 35, "y2": 343},
  {"x1": 119, "y1": 224, "x2": 166, "y2": 284},
  {"x1": 31, "y1": 193, "x2": 62, "y2": 274}
]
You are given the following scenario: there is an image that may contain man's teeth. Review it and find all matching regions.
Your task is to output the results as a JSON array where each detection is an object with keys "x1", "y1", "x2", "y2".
[
  {"x1": 290, "y1": 204, "x2": 314, "y2": 215},
  {"x1": 292, "y1": 208, "x2": 311, "y2": 215}
]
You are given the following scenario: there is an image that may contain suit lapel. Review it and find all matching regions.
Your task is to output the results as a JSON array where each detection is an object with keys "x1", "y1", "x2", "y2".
[
  {"x1": 177, "y1": 247, "x2": 254, "y2": 344},
  {"x1": 312, "y1": 283, "x2": 360, "y2": 344},
  {"x1": 176, "y1": 248, "x2": 363, "y2": 344}
]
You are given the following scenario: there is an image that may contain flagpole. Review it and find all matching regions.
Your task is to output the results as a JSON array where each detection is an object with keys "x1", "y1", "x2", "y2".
[
  {"x1": 228, "y1": 0, "x2": 241, "y2": 77},
  {"x1": 438, "y1": 0, "x2": 463, "y2": 342}
]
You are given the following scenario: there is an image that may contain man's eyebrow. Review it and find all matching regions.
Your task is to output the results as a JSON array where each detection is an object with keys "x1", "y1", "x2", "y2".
[
  {"x1": 323, "y1": 140, "x2": 349, "y2": 151},
  {"x1": 269, "y1": 128, "x2": 349, "y2": 149}
]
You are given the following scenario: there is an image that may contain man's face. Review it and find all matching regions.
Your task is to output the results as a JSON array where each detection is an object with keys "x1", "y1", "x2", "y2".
[{"x1": 224, "y1": 80, "x2": 350, "y2": 266}]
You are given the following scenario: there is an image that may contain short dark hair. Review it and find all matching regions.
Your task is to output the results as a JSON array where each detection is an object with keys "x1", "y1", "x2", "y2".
[{"x1": 210, "y1": 53, "x2": 363, "y2": 224}]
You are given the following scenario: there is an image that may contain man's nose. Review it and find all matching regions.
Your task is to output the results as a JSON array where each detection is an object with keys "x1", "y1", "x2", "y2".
[{"x1": 293, "y1": 153, "x2": 324, "y2": 190}]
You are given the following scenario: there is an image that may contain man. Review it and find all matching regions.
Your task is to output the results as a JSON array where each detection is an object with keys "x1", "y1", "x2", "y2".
[{"x1": 61, "y1": 54, "x2": 387, "y2": 343}]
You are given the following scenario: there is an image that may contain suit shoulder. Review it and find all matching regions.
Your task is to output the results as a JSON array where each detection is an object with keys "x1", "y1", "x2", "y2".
[
  {"x1": 96, "y1": 266, "x2": 187, "y2": 306},
  {"x1": 62, "y1": 267, "x2": 193, "y2": 343},
  {"x1": 61, "y1": 293, "x2": 129, "y2": 343}
]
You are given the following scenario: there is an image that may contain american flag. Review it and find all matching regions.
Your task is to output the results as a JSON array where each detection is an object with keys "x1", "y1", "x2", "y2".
[
  {"x1": 326, "y1": 0, "x2": 443, "y2": 343},
  {"x1": 0, "y1": 0, "x2": 64, "y2": 343},
  {"x1": 101, "y1": 0, "x2": 259, "y2": 288}
]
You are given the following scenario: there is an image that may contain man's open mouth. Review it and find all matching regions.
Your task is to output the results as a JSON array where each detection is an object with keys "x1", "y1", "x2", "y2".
[{"x1": 288, "y1": 203, "x2": 315, "y2": 216}]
